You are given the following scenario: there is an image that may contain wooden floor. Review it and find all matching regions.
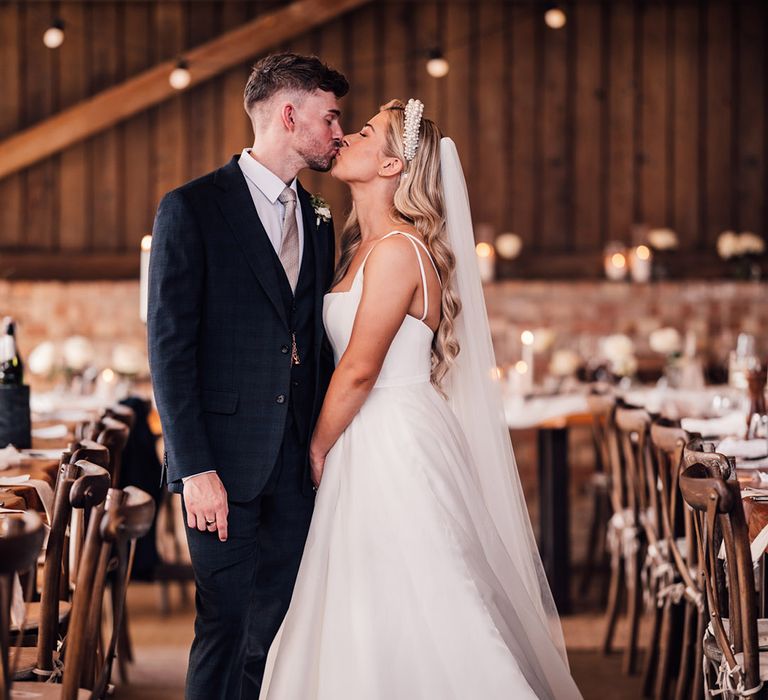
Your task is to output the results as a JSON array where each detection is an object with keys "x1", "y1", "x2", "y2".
[{"x1": 114, "y1": 582, "x2": 645, "y2": 700}]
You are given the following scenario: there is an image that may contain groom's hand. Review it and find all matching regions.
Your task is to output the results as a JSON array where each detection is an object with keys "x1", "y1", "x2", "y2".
[
  {"x1": 309, "y1": 448, "x2": 326, "y2": 489},
  {"x1": 183, "y1": 472, "x2": 229, "y2": 542}
]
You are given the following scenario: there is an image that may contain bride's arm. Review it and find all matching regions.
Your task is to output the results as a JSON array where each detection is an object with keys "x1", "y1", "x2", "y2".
[{"x1": 310, "y1": 237, "x2": 420, "y2": 479}]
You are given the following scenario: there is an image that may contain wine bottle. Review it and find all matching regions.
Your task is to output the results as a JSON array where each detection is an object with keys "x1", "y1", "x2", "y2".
[{"x1": 0, "y1": 317, "x2": 24, "y2": 386}]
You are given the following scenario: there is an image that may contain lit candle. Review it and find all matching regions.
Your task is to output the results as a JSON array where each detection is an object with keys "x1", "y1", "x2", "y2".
[
  {"x1": 603, "y1": 243, "x2": 628, "y2": 281},
  {"x1": 476, "y1": 242, "x2": 495, "y2": 283},
  {"x1": 629, "y1": 245, "x2": 653, "y2": 283},
  {"x1": 521, "y1": 330, "x2": 535, "y2": 389},
  {"x1": 139, "y1": 235, "x2": 152, "y2": 323}
]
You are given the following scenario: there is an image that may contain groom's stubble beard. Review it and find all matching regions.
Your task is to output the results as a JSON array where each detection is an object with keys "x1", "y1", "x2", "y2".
[{"x1": 297, "y1": 135, "x2": 340, "y2": 173}]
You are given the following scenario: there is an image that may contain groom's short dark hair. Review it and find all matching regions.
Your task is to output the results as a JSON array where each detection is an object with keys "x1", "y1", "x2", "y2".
[{"x1": 244, "y1": 53, "x2": 349, "y2": 112}]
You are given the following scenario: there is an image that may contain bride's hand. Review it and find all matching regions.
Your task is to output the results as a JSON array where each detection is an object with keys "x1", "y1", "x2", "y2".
[{"x1": 309, "y1": 445, "x2": 326, "y2": 489}]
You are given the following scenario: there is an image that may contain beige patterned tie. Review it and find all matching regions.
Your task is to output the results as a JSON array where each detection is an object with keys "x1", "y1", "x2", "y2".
[{"x1": 278, "y1": 187, "x2": 300, "y2": 292}]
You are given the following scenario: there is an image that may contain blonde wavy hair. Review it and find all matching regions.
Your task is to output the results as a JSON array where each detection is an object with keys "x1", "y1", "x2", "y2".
[{"x1": 333, "y1": 99, "x2": 461, "y2": 387}]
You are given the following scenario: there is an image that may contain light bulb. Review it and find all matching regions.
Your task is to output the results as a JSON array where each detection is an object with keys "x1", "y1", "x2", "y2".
[
  {"x1": 611, "y1": 252, "x2": 627, "y2": 269},
  {"x1": 426, "y1": 49, "x2": 449, "y2": 78},
  {"x1": 169, "y1": 62, "x2": 191, "y2": 90},
  {"x1": 544, "y1": 7, "x2": 567, "y2": 29},
  {"x1": 43, "y1": 20, "x2": 65, "y2": 49}
]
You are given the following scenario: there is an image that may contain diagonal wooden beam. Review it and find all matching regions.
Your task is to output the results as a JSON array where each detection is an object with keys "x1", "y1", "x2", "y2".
[{"x1": 0, "y1": 0, "x2": 369, "y2": 181}]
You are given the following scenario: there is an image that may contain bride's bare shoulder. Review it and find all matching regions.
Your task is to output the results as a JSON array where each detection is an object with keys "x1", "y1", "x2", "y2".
[{"x1": 362, "y1": 235, "x2": 421, "y2": 290}]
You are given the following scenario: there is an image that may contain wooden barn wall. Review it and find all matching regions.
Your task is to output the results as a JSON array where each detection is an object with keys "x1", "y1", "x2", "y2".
[{"x1": 0, "y1": 0, "x2": 765, "y2": 279}]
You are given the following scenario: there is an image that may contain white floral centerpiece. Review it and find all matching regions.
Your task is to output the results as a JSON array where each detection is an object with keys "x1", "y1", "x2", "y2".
[
  {"x1": 717, "y1": 230, "x2": 765, "y2": 280},
  {"x1": 62, "y1": 336, "x2": 95, "y2": 374},
  {"x1": 601, "y1": 334, "x2": 638, "y2": 378}
]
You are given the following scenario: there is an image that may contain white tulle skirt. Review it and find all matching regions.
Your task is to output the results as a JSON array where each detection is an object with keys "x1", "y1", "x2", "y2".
[{"x1": 260, "y1": 381, "x2": 581, "y2": 699}]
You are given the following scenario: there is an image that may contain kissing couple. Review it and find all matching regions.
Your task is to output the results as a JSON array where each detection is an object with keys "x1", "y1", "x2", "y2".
[{"x1": 148, "y1": 52, "x2": 581, "y2": 700}]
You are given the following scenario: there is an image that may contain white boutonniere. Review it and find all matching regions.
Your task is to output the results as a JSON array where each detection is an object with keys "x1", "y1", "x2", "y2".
[{"x1": 310, "y1": 194, "x2": 332, "y2": 226}]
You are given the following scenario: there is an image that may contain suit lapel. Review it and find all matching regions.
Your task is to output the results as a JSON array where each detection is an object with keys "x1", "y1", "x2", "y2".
[{"x1": 215, "y1": 157, "x2": 289, "y2": 330}]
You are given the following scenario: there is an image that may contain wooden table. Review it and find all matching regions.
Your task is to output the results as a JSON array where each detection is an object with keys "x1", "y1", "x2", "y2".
[{"x1": 511, "y1": 410, "x2": 593, "y2": 615}]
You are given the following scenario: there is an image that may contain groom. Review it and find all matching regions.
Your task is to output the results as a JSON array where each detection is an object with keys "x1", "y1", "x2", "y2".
[{"x1": 147, "y1": 53, "x2": 347, "y2": 699}]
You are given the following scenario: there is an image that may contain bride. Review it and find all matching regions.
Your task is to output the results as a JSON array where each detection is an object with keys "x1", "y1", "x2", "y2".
[{"x1": 259, "y1": 98, "x2": 582, "y2": 699}]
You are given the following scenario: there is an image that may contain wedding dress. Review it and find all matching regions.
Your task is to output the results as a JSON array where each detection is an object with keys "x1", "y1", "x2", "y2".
[{"x1": 259, "y1": 227, "x2": 582, "y2": 699}]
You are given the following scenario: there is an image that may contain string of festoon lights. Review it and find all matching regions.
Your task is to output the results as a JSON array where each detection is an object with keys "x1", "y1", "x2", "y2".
[{"x1": 40, "y1": 2, "x2": 567, "y2": 89}]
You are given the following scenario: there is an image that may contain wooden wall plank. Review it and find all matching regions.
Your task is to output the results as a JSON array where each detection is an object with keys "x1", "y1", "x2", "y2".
[
  {"x1": 122, "y1": 1, "x2": 153, "y2": 252},
  {"x1": 346, "y1": 0, "x2": 377, "y2": 185},
  {"x1": 152, "y1": 1, "x2": 186, "y2": 207},
  {"x1": 443, "y1": 1, "x2": 471, "y2": 183},
  {"x1": 186, "y1": 1, "x2": 220, "y2": 179},
  {"x1": 475, "y1": 0, "x2": 506, "y2": 234},
  {"x1": 539, "y1": 3, "x2": 569, "y2": 251},
  {"x1": 735, "y1": 1, "x2": 765, "y2": 234},
  {"x1": 22, "y1": 1, "x2": 55, "y2": 251},
  {"x1": 220, "y1": 1, "x2": 253, "y2": 162},
  {"x1": 573, "y1": 0, "x2": 604, "y2": 252},
  {"x1": 58, "y1": 1, "x2": 88, "y2": 253},
  {"x1": 509, "y1": 2, "x2": 536, "y2": 248},
  {"x1": 412, "y1": 2, "x2": 440, "y2": 130},
  {"x1": 382, "y1": 2, "x2": 409, "y2": 107},
  {"x1": 703, "y1": 0, "x2": 734, "y2": 246},
  {"x1": 0, "y1": 1, "x2": 22, "y2": 249},
  {"x1": 89, "y1": 1, "x2": 121, "y2": 252},
  {"x1": 638, "y1": 1, "x2": 670, "y2": 233},
  {"x1": 606, "y1": 0, "x2": 635, "y2": 243},
  {"x1": 672, "y1": 2, "x2": 700, "y2": 251}
]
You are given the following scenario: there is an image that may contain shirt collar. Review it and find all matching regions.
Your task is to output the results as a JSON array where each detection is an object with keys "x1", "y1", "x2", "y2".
[{"x1": 238, "y1": 149, "x2": 298, "y2": 204}]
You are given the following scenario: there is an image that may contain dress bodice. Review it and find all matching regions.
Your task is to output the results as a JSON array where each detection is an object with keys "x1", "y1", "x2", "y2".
[{"x1": 322, "y1": 232, "x2": 439, "y2": 388}]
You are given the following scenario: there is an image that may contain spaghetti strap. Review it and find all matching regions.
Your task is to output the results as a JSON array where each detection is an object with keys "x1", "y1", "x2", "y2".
[
  {"x1": 354, "y1": 231, "x2": 440, "y2": 321},
  {"x1": 379, "y1": 231, "x2": 439, "y2": 322}
]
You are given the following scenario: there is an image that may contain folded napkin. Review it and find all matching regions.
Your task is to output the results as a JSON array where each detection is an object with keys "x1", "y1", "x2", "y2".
[
  {"x1": 0, "y1": 475, "x2": 54, "y2": 522},
  {"x1": 0, "y1": 445, "x2": 22, "y2": 471},
  {"x1": 718, "y1": 438, "x2": 768, "y2": 460},
  {"x1": 681, "y1": 412, "x2": 746, "y2": 439},
  {"x1": 752, "y1": 523, "x2": 768, "y2": 563},
  {"x1": 30, "y1": 424, "x2": 68, "y2": 440}
]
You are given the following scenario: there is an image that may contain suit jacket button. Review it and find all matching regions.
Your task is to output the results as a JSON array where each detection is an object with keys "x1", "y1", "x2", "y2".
[
  {"x1": 276, "y1": 394, "x2": 285, "y2": 404},
  {"x1": 281, "y1": 345, "x2": 289, "y2": 354}
]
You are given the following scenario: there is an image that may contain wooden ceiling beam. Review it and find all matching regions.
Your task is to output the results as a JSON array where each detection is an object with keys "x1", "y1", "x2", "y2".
[{"x1": 0, "y1": 0, "x2": 369, "y2": 181}]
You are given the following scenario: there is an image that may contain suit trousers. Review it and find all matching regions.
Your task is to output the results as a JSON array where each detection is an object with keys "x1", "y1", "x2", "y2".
[{"x1": 183, "y1": 414, "x2": 315, "y2": 700}]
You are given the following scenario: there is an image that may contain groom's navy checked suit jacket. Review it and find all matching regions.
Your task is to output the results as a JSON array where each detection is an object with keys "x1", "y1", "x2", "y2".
[{"x1": 147, "y1": 156, "x2": 336, "y2": 501}]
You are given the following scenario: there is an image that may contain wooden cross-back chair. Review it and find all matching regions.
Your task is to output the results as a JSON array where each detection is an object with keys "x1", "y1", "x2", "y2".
[
  {"x1": 580, "y1": 392, "x2": 615, "y2": 599},
  {"x1": 650, "y1": 420, "x2": 704, "y2": 700},
  {"x1": 613, "y1": 405, "x2": 657, "y2": 677},
  {"x1": 9, "y1": 486, "x2": 155, "y2": 700},
  {"x1": 10, "y1": 460, "x2": 110, "y2": 681},
  {"x1": 679, "y1": 461, "x2": 768, "y2": 699},
  {"x1": 0, "y1": 511, "x2": 45, "y2": 700}
]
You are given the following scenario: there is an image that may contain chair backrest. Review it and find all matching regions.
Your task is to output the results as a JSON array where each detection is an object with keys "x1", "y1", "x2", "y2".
[
  {"x1": 615, "y1": 405, "x2": 658, "y2": 542},
  {"x1": 650, "y1": 420, "x2": 701, "y2": 599},
  {"x1": 0, "y1": 512, "x2": 45, "y2": 700},
  {"x1": 62, "y1": 486, "x2": 155, "y2": 699},
  {"x1": 679, "y1": 460, "x2": 760, "y2": 695},
  {"x1": 586, "y1": 392, "x2": 615, "y2": 476},
  {"x1": 683, "y1": 437, "x2": 732, "y2": 477},
  {"x1": 35, "y1": 459, "x2": 110, "y2": 675},
  {"x1": 68, "y1": 439, "x2": 110, "y2": 471},
  {"x1": 104, "y1": 404, "x2": 135, "y2": 431},
  {"x1": 95, "y1": 417, "x2": 130, "y2": 487}
]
